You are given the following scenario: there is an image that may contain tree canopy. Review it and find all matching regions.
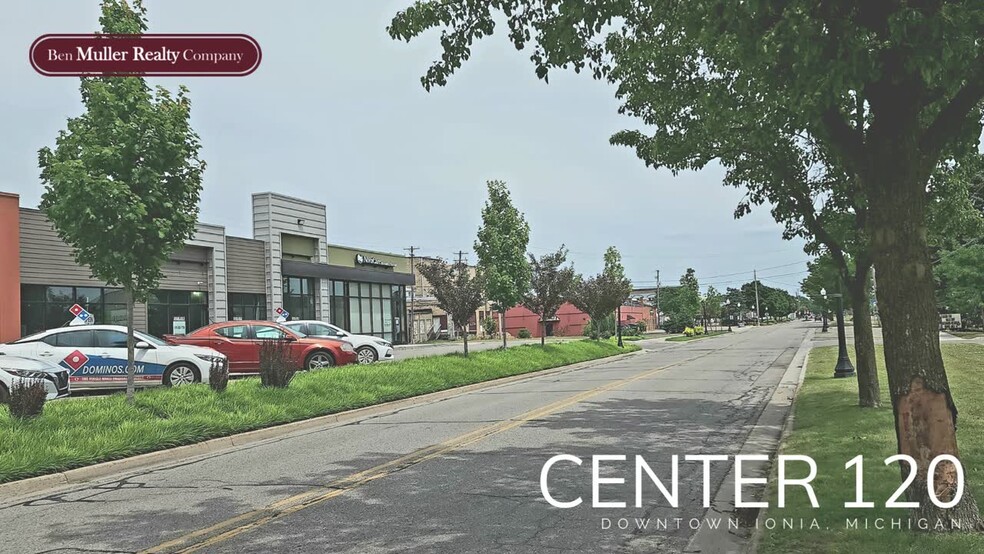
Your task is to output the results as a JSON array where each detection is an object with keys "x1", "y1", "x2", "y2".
[
  {"x1": 522, "y1": 246, "x2": 576, "y2": 345},
  {"x1": 39, "y1": 0, "x2": 205, "y2": 402}
]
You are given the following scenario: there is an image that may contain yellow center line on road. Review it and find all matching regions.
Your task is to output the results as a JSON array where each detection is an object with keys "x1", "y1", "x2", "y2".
[{"x1": 142, "y1": 349, "x2": 719, "y2": 554}]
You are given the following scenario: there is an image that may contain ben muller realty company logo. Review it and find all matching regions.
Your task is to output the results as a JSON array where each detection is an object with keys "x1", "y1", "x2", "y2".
[{"x1": 30, "y1": 34, "x2": 261, "y2": 76}]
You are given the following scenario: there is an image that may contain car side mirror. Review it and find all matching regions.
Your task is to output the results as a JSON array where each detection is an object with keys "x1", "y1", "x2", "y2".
[
  {"x1": 135, "y1": 341, "x2": 153, "y2": 349},
  {"x1": 336, "y1": 331, "x2": 348, "y2": 337},
  {"x1": 284, "y1": 335, "x2": 298, "y2": 342}
]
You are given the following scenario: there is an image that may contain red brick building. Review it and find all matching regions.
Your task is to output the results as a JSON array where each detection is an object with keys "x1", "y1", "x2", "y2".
[{"x1": 503, "y1": 302, "x2": 653, "y2": 338}]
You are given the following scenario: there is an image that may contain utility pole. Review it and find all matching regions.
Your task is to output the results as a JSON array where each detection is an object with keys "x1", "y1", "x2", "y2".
[
  {"x1": 753, "y1": 269, "x2": 761, "y2": 326},
  {"x1": 404, "y1": 246, "x2": 419, "y2": 344},
  {"x1": 655, "y1": 270, "x2": 661, "y2": 330},
  {"x1": 453, "y1": 250, "x2": 468, "y2": 340}
]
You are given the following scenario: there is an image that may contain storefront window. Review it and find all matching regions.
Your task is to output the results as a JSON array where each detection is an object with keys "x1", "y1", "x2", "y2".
[
  {"x1": 229, "y1": 293, "x2": 267, "y2": 321},
  {"x1": 282, "y1": 276, "x2": 316, "y2": 320},
  {"x1": 328, "y1": 279, "x2": 406, "y2": 343},
  {"x1": 20, "y1": 284, "x2": 127, "y2": 336},
  {"x1": 148, "y1": 289, "x2": 209, "y2": 337}
]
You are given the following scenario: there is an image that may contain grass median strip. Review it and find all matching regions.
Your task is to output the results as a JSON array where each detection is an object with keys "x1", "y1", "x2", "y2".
[
  {"x1": 759, "y1": 343, "x2": 984, "y2": 553},
  {"x1": 0, "y1": 340, "x2": 637, "y2": 484}
]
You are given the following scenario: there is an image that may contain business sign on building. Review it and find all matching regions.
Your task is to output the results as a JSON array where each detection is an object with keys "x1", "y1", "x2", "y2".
[{"x1": 355, "y1": 254, "x2": 395, "y2": 268}]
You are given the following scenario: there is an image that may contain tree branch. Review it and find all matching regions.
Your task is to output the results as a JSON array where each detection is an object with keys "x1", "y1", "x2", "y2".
[
  {"x1": 920, "y1": 56, "x2": 984, "y2": 159},
  {"x1": 819, "y1": 106, "x2": 865, "y2": 176}
]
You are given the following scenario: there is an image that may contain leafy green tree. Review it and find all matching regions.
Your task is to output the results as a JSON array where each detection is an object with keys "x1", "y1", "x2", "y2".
[
  {"x1": 389, "y1": 2, "x2": 984, "y2": 520},
  {"x1": 703, "y1": 286, "x2": 724, "y2": 321},
  {"x1": 475, "y1": 180, "x2": 531, "y2": 348},
  {"x1": 602, "y1": 246, "x2": 632, "y2": 345},
  {"x1": 938, "y1": 245, "x2": 984, "y2": 329},
  {"x1": 662, "y1": 269, "x2": 700, "y2": 332},
  {"x1": 522, "y1": 246, "x2": 575, "y2": 346},
  {"x1": 570, "y1": 247, "x2": 632, "y2": 341},
  {"x1": 416, "y1": 258, "x2": 486, "y2": 356},
  {"x1": 38, "y1": 0, "x2": 205, "y2": 403}
]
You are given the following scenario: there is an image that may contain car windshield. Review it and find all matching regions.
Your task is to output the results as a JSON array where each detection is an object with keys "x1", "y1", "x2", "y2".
[
  {"x1": 134, "y1": 331, "x2": 168, "y2": 347},
  {"x1": 285, "y1": 324, "x2": 307, "y2": 337}
]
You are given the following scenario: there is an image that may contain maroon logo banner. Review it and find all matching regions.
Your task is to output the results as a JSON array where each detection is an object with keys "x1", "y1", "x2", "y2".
[{"x1": 30, "y1": 34, "x2": 261, "y2": 77}]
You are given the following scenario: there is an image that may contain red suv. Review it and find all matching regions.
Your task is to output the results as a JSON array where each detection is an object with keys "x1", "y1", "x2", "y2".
[{"x1": 165, "y1": 321, "x2": 358, "y2": 375}]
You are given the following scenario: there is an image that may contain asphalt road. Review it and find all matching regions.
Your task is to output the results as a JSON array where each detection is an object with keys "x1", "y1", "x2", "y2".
[{"x1": 0, "y1": 322, "x2": 812, "y2": 554}]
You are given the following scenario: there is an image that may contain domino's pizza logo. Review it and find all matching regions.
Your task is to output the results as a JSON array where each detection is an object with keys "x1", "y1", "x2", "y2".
[
  {"x1": 63, "y1": 350, "x2": 89, "y2": 371},
  {"x1": 69, "y1": 303, "x2": 91, "y2": 322}
]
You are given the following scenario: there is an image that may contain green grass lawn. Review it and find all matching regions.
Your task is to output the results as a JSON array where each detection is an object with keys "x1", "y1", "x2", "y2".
[
  {"x1": 666, "y1": 330, "x2": 731, "y2": 342},
  {"x1": 759, "y1": 343, "x2": 984, "y2": 553},
  {"x1": 0, "y1": 340, "x2": 637, "y2": 484}
]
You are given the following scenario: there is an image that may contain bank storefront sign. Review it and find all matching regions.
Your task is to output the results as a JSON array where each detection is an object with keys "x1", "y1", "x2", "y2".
[{"x1": 355, "y1": 254, "x2": 396, "y2": 268}]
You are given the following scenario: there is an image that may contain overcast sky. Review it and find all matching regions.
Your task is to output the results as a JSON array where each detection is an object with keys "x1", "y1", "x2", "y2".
[{"x1": 1, "y1": 1, "x2": 809, "y2": 294}]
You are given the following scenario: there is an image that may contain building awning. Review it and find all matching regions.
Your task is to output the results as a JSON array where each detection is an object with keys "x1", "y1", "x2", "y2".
[{"x1": 282, "y1": 260, "x2": 415, "y2": 286}]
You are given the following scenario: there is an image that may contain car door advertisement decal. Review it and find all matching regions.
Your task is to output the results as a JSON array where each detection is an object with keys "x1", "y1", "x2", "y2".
[{"x1": 60, "y1": 349, "x2": 166, "y2": 382}]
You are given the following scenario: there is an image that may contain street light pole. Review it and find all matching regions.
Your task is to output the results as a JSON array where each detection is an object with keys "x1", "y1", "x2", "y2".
[
  {"x1": 828, "y1": 291, "x2": 855, "y2": 378},
  {"x1": 725, "y1": 299, "x2": 732, "y2": 332},
  {"x1": 820, "y1": 287, "x2": 829, "y2": 333}
]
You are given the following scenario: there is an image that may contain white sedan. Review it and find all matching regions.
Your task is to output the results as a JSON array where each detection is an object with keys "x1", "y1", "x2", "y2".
[
  {"x1": 0, "y1": 354, "x2": 71, "y2": 402},
  {"x1": 0, "y1": 325, "x2": 225, "y2": 390},
  {"x1": 283, "y1": 321, "x2": 394, "y2": 364}
]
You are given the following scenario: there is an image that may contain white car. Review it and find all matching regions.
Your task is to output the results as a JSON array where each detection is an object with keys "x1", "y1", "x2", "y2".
[
  {"x1": 0, "y1": 325, "x2": 225, "y2": 390},
  {"x1": 0, "y1": 354, "x2": 71, "y2": 402},
  {"x1": 283, "y1": 320, "x2": 394, "y2": 364}
]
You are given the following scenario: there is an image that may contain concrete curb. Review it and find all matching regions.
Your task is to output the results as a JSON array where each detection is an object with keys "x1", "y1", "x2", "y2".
[
  {"x1": 0, "y1": 348, "x2": 643, "y2": 504},
  {"x1": 684, "y1": 328, "x2": 815, "y2": 554}
]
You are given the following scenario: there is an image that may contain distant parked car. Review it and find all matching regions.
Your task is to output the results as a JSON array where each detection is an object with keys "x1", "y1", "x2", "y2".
[
  {"x1": 0, "y1": 325, "x2": 220, "y2": 390},
  {"x1": 283, "y1": 320, "x2": 394, "y2": 364},
  {"x1": 165, "y1": 321, "x2": 357, "y2": 374},
  {"x1": 0, "y1": 354, "x2": 70, "y2": 402}
]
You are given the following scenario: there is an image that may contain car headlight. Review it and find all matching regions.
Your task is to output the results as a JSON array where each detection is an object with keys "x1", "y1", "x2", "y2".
[
  {"x1": 4, "y1": 369, "x2": 48, "y2": 379},
  {"x1": 195, "y1": 354, "x2": 226, "y2": 368},
  {"x1": 340, "y1": 343, "x2": 355, "y2": 353},
  {"x1": 373, "y1": 339, "x2": 391, "y2": 348}
]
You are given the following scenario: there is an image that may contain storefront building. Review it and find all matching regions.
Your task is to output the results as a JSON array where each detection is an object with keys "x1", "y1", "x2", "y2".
[{"x1": 0, "y1": 191, "x2": 413, "y2": 344}]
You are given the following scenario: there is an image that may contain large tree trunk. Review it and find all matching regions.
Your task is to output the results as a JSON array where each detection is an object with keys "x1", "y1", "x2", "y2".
[
  {"x1": 125, "y1": 288, "x2": 136, "y2": 404},
  {"x1": 867, "y1": 159, "x2": 981, "y2": 528},
  {"x1": 848, "y1": 270, "x2": 880, "y2": 408}
]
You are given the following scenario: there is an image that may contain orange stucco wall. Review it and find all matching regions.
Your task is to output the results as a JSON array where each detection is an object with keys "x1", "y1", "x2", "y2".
[{"x1": 0, "y1": 193, "x2": 20, "y2": 343}]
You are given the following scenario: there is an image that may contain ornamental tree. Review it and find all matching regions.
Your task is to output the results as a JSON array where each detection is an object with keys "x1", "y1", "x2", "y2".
[
  {"x1": 522, "y1": 246, "x2": 576, "y2": 346},
  {"x1": 389, "y1": 1, "x2": 984, "y2": 524},
  {"x1": 38, "y1": 0, "x2": 205, "y2": 403},
  {"x1": 416, "y1": 258, "x2": 486, "y2": 356},
  {"x1": 602, "y1": 246, "x2": 632, "y2": 345},
  {"x1": 571, "y1": 247, "x2": 632, "y2": 340},
  {"x1": 474, "y1": 180, "x2": 531, "y2": 348}
]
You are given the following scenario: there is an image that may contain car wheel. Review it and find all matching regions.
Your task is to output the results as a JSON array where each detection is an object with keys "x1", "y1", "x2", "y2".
[
  {"x1": 0, "y1": 384, "x2": 8, "y2": 404},
  {"x1": 163, "y1": 363, "x2": 200, "y2": 387},
  {"x1": 305, "y1": 350, "x2": 335, "y2": 370},
  {"x1": 356, "y1": 346, "x2": 378, "y2": 364}
]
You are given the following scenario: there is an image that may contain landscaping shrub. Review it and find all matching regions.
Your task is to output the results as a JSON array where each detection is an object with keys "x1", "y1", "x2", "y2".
[
  {"x1": 583, "y1": 314, "x2": 616, "y2": 339},
  {"x1": 684, "y1": 327, "x2": 696, "y2": 337},
  {"x1": 695, "y1": 326, "x2": 705, "y2": 335},
  {"x1": 8, "y1": 381, "x2": 46, "y2": 420},
  {"x1": 210, "y1": 362, "x2": 229, "y2": 393},
  {"x1": 259, "y1": 339, "x2": 296, "y2": 388},
  {"x1": 482, "y1": 317, "x2": 498, "y2": 338},
  {"x1": 517, "y1": 328, "x2": 532, "y2": 339}
]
